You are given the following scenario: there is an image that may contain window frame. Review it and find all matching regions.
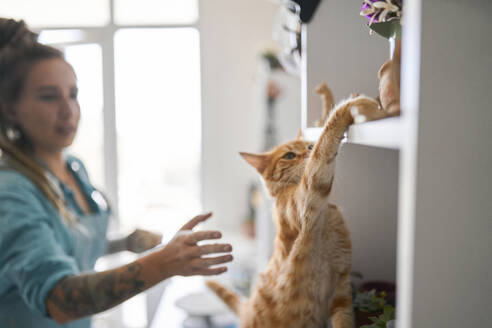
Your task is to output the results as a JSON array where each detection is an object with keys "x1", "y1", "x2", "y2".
[{"x1": 34, "y1": 0, "x2": 200, "y2": 222}]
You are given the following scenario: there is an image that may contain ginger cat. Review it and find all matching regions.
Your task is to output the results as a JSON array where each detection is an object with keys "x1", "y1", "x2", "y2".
[{"x1": 207, "y1": 93, "x2": 380, "y2": 328}]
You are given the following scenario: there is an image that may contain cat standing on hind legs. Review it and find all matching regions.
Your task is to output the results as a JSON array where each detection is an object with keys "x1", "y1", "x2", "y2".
[{"x1": 207, "y1": 94, "x2": 380, "y2": 328}]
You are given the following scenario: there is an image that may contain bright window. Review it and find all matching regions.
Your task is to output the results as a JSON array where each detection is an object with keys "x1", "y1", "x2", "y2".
[
  {"x1": 64, "y1": 44, "x2": 105, "y2": 190},
  {"x1": 114, "y1": 28, "x2": 202, "y2": 238},
  {"x1": 6, "y1": 3, "x2": 201, "y2": 327},
  {"x1": 0, "y1": 0, "x2": 110, "y2": 28},
  {"x1": 114, "y1": 0, "x2": 198, "y2": 25}
]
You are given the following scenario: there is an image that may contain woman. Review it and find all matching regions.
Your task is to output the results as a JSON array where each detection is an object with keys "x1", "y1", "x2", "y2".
[{"x1": 0, "y1": 18, "x2": 233, "y2": 327}]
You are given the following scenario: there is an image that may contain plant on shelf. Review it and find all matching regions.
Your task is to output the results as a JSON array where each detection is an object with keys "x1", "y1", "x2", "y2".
[
  {"x1": 362, "y1": 305, "x2": 395, "y2": 328},
  {"x1": 360, "y1": 304, "x2": 395, "y2": 328},
  {"x1": 360, "y1": 0, "x2": 403, "y2": 39},
  {"x1": 353, "y1": 289, "x2": 387, "y2": 313},
  {"x1": 351, "y1": 0, "x2": 403, "y2": 123},
  {"x1": 353, "y1": 289, "x2": 396, "y2": 328}
]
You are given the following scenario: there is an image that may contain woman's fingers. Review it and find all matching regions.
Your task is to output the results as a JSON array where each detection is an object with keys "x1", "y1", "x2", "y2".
[
  {"x1": 160, "y1": 212, "x2": 234, "y2": 277},
  {"x1": 187, "y1": 243, "x2": 232, "y2": 258},
  {"x1": 185, "y1": 230, "x2": 222, "y2": 245},
  {"x1": 153, "y1": 231, "x2": 163, "y2": 241},
  {"x1": 151, "y1": 232, "x2": 163, "y2": 246},
  {"x1": 198, "y1": 243, "x2": 232, "y2": 256},
  {"x1": 141, "y1": 230, "x2": 162, "y2": 245},
  {"x1": 180, "y1": 212, "x2": 213, "y2": 231},
  {"x1": 192, "y1": 254, "x2": 233, "y2": 275},
  {"x1": 199, "y1": 267, "x2": 228, "y2": 276},
  {"x1": 127, "y1": 229, "x2": 163, "y2": 253},
  {"x1": 199, "y1": 254, "x2": 233, "y2": 267}
]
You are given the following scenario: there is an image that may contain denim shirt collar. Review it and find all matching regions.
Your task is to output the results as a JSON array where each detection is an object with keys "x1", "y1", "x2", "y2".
[{"x1": 35, "y1": 155, "x2": 111, "y2": 216}]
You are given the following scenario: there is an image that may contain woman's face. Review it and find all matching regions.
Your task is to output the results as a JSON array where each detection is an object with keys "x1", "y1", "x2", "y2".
[{"x1": 13, "y1": 57, "x2": 80, "y2": 154}]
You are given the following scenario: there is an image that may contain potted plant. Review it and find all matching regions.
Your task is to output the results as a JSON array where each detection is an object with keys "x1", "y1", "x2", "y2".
[
  {"x1": 360, "y1": 0, "x2": 402, "y2": 39},
  {"x1": 352, "y1": 280, "x2": 396, "y2": 328}
]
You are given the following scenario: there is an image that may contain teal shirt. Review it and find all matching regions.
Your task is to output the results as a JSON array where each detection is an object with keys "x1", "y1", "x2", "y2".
[{"x1": 0, "y1": 155, "x2": 111, "y2": 328}]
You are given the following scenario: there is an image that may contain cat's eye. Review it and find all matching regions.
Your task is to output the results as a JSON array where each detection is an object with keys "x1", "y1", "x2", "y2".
[
  {"x1": 308, "y1": 144, "x2": 314, "y2": 150},
  {"x1": 283, "y1": 152, "x2": 297, "y2": 160}
]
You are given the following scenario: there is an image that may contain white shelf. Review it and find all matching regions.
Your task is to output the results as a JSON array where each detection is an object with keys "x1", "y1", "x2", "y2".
[{"x1": 304, "y1": 116, "x2": 402, "y2": 149}]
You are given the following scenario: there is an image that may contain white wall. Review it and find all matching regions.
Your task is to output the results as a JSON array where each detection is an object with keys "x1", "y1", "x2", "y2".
[
  {"x1": 304, "y1": 0, "x2": 398, "y2": 282},
  {"x1": 304, "y1": 0, "x2": 388, "y2": 127},
  {"x1": 331, "y1": 144, "x2": 398, "y2": 283},
  {"x1": 409, "y1": 1, "x2": 492, "y2": 326},
  {"x1": 199, "y1": 0, "x2": 279, "y2": 231}
]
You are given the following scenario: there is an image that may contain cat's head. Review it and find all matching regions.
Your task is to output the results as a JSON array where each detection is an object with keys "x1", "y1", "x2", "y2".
[{"x1": 240, "y1": 132, "x2": 313, "y2": 196}]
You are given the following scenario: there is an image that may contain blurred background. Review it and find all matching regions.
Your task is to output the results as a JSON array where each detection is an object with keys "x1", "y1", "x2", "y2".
[
  {"x1": 0, "y1": 0, "x2": 302, "y2": 327},
  {"x1": 2, "y1": 0, "x2": 489, "y2": 328}
]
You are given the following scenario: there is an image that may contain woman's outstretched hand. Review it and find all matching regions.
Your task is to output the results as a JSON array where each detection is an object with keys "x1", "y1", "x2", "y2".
[
  {"x1": 46, "y1": 212, "x2": 232, "y2": 324},
  {"x1": 156, "y1": 212, "x2": 233, "y2": 277}
]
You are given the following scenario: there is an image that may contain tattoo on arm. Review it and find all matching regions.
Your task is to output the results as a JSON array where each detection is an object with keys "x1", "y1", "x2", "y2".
[{"x1": 47, "y1": 262, "x2": 145, "y2": 321}]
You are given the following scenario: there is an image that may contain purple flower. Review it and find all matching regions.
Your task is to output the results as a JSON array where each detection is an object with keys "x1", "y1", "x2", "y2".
[{"x1": 360, "y1": 0, "x2": 402, "y2": 25}]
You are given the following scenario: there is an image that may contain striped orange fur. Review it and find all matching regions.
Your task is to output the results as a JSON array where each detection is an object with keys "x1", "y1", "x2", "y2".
[{"x1": 207, "y1": 94, "x2": 380, "y2": 328}]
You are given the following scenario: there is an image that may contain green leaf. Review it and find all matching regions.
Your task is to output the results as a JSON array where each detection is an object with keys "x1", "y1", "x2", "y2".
[
  {"x1": 382, "y1": 305, "x2": 395, "y2": 321},
  {"x1": 353, "y1": 289, "x2": 386, "y2": 312},
  {"x1": 369, "y1": 316, "x2": 380, "y2": 323},
  {"x1": 383, "y1": 304, "x2": 395, "y2": 317},
  {"x1": 368, "y1": 20, "x2": 402, "y2": 39}
]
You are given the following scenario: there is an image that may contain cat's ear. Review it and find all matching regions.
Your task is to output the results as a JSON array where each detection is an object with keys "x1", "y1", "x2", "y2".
[
  {"x1": 296, "y1": 128, "x2": 304, "y2": 140},
  {"x1": 239, "y1": 152, "x2": 268, "y2": 174}
]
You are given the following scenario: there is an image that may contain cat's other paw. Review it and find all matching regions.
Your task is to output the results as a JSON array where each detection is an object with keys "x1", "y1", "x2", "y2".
[{"x1": 348, "y1": 96, "x2": 387, "y2": 124}]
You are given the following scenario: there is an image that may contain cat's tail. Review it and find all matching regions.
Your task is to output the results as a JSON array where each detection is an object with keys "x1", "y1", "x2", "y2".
[{"x1": 205, "y1": 280, "x2": 242, "y2": 315}]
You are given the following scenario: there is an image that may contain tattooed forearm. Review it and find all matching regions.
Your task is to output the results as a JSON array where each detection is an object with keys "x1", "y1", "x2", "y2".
[{"x1": 46, "y1": 262, "x2": 146, "y2": 322}]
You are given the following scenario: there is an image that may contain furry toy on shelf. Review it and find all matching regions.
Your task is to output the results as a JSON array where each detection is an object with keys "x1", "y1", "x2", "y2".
[{"x1": 351, "y1": 39, "x2": 402, "y2": 124}]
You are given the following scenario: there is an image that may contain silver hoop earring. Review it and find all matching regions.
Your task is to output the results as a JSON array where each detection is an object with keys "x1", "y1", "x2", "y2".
[{"x1": 6, "y1": 126, "x2": 21, "y2": 141}]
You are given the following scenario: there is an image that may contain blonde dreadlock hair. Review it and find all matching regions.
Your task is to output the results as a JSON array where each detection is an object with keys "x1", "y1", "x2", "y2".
[{"x1": 0, "y1": 18, "x2": 77, "y2": 225}]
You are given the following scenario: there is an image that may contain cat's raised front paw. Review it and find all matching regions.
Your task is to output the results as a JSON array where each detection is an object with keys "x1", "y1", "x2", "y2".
[{"x1": 348, "y1": 96, "x2": 387, "y2": 124}]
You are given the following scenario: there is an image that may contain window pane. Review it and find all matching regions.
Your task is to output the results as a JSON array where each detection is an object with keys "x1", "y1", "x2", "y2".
[
  {"x1": 63, "y1": 44, "x2": 105, "y2": 190},
  {"x1": 0, "y1": 0, "x2": 110, "y2": 28},
  {"x1": 114, "y1": 0, "x2": 198, "y2": 25},
  {"x1": 114, "y1": 28, "x2": 201, "y2": 238},
  {"x1": 38, "y1": 30, "x2": 86, "y2": 45}
]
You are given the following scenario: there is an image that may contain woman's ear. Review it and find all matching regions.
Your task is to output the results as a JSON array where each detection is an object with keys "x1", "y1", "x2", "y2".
[{"x1": 0, "y1": 102, "x2": 18, "y2": 124}]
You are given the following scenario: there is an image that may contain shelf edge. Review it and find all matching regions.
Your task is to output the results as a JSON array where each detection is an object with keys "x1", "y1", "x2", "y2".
[{"x1": 304, "y1": 116, "x2": 402, "y2": 149}]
